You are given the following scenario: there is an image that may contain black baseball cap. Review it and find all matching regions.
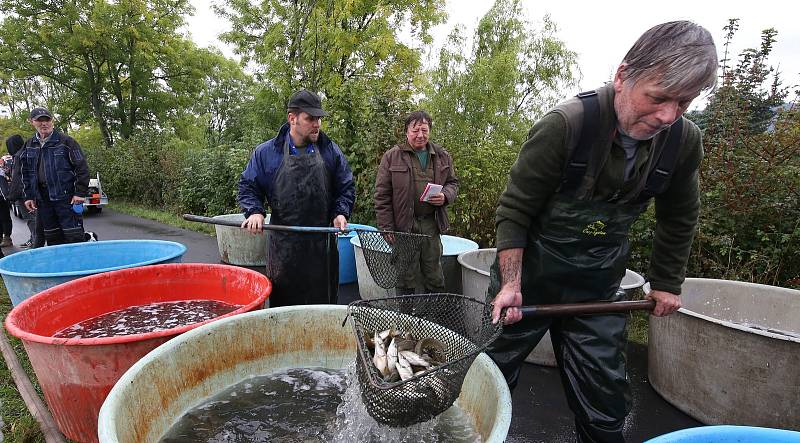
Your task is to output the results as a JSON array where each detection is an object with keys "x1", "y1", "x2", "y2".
[
  {"x1": 287, "y1": 89, "x2": 328, "y2": 117},
  {"x1": 30, "y1": 107, "x2": 53, "y2": 120}
]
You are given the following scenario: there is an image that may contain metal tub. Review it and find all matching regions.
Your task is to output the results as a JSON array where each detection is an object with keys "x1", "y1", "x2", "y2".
[
  {"x1": 213, "y1": 213, "x2": 269, "y2": 266},
  {"x1": 648, "y1": 278, "x2": 800, "y2": 429}
]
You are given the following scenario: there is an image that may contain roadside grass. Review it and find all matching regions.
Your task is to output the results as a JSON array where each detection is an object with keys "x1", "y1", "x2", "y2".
[
  {"x1": 0, "y1": 282, "x2": 46, "y2": 443},
  {"x1": 108, "y1": 199, "x2": 217, "y2": 236}
]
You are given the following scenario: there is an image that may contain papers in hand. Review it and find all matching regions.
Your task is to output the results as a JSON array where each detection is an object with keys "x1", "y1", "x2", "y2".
[{"x1": 419, "y1": 183, "x2": 443, "y2": 202}]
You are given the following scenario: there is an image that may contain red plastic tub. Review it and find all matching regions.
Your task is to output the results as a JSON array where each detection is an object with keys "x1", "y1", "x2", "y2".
[{"x1": 4, "y1": 263, "x2": 271, "y2": 443}]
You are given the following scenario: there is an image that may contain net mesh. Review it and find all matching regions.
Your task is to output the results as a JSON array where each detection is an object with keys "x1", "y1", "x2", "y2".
[
  {"x1": 355, "y1": 230, "x2": 429, "y2": 289},
  {"x1": 347, "y1": 293, "x2": 502, "y2": 427}
]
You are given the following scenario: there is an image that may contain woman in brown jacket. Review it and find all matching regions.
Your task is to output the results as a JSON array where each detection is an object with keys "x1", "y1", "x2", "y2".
[{"x1": 374, "y1": 111, "x2": 459, "y2": 294}]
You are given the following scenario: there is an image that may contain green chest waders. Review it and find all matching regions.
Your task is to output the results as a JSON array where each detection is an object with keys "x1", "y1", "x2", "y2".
[{"x1": 487, "y1": 91, "x2": 684, "y2": 443}]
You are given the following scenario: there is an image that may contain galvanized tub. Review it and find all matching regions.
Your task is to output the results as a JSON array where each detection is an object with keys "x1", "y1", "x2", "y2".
[
  {"x1": 458, "y1": 248, "x2": 645, "y2": 367},
  {"x1": 648, "y1": 278, "x2": 800, "y2": 429},
  {"x1": 213, "y1": 213, "x2": 269, "y2": 266},
  {"x1": 98, "y1": 305, "x2": 512, "y2": 442},
  {"x1": 353, "y1": 234, "x2": 479, "y2": 299}
]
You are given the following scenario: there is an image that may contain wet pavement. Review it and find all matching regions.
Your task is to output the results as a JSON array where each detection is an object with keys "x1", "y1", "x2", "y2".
[{"x1": 4, "y1": 209, "x2": 701, "y2": 441}]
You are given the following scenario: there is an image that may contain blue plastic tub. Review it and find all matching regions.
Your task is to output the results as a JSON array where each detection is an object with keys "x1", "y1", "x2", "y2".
[
  {"x1": 0, "y1": 240, "x2": 187, "y2": 306},
  {"x1": 338, "y1": 224, "x2": 377, "y2": 284},
  {"x1": 645, "y1": 425, "x2": 800, "y2": 442}
]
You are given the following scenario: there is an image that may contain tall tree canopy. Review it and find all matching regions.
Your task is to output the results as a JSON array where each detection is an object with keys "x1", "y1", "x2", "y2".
[{"x1": 0, "y1": 0, "x2": 229, "y2": 147}]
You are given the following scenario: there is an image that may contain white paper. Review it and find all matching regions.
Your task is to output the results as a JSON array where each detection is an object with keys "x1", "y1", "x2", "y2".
[{"x1": 419, "y1": 183, "x2": 443, "y2": 202}]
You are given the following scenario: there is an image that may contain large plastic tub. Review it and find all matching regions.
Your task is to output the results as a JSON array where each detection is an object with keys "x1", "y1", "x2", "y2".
[
  {"x1": 645, "y1": 425, "x2": 800, "y2": 442},
  {"x1": 648, "y1": 278, "x2": 800, "y2": 429},
  {"x1": 4, "y1": 263, "x2": 271, "y2": 443},
  {"x1": 0, "y1": 239, "x2": 186, "y2": 306},
  {"x1": 337, "y1": 223, "x2": 377, "y2": 284},
  {"x1": 98, "y1": 305, "x2": 511, "y2": 442},
  {"x1": 353, "y1": 234, "x2": 479, "y2": 299},
  {"x1": 213, "y1": 213, "x2": 269, "y2": 266},
  {"x1": 458, "y1": 248, "x2": 645, "y2": 367}
]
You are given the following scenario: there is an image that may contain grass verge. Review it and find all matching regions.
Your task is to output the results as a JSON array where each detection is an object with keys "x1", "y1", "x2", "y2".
[
  {"x1": 108, "y1": 199, "x2": 217, "y2": 236},
  {"x1": 1, "y1": 281, "x2": 46, "y2": 443}
]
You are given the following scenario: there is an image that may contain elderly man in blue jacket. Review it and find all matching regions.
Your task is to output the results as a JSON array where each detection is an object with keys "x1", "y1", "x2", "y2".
[
  {"x1": 238, "y1": 90, "x2": 355, "y2": 307},
  {"x1": 21, "y1": 107, "x2": 90, "y2": 245}
]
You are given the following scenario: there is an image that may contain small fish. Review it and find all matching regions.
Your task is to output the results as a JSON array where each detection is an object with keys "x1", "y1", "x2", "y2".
[
  {"x1": 399, "y1": 350, "x2": 430, "y2": 367},
  {"x1": 387, "y1": 338, "x2": 398, "y2": 372},
  {"x1": 396, "y1": 353, "x2": 414, "y2": 381},
  {"x1": 373, "y1": 331, "x2": 389, "y2": 376}
]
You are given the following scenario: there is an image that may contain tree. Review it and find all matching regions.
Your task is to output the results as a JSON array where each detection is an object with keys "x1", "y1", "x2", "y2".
[
  {"x1": 0, "y1": 0, "x2": 223, "y2": 148},
  {"x1": 424, "y1": 0, "x2": 579, "y2": 245},
  {"x1": 217, "y1": 0, "x2": 447, "y2": 222}
]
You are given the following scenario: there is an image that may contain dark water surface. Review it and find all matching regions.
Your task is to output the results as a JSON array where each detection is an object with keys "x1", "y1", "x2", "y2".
[
  {"x1": 160, "y1": 366, "x2": 482, "y2": 443},
  {"x1": 53, "y1": 300, "x2": 239, "y2": 338}
]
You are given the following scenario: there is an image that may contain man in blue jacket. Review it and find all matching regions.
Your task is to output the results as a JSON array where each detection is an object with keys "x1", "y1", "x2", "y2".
[
  {"x1": 238, "y1": 90, "x2": 355, "y2": 307},
  {"x1": 21, "y1": 107, "x2": 90, "y2": 245}
]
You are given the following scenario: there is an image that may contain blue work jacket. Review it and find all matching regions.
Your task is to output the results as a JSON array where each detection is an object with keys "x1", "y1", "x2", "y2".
[
  {"x1": 21, "y1": 131, "x2": 89, "y2": 202},
  {"x1": 238, "y1": 123, "x2": 356, "y2": 221}
]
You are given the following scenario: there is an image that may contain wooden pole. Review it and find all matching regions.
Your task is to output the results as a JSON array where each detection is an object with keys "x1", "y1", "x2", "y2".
[{"x1": 0, "y1": 328, "x2": 65, "y2": 443}]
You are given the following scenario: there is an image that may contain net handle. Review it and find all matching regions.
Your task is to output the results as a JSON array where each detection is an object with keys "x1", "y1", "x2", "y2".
[
  {"x1": 184, "y1": 213, "x2": 395, "y2": 235},
  {"x1": 512, "y1": 299, "x2": 656, "y2": 318}
]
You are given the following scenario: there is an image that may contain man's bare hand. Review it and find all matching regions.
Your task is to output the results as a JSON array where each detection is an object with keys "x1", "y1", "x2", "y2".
[
  {"x1": 241, "y1": 213, "x2": 265, "y2": 234},
  {"x1": 70, "y1": 196, "x2": 85, "y2": 205},
  {"x1": 333, "y1": 215, "x2": 348, "y2": 231},
  {"x1": 24, "y1": 200, "x2": 36, "y2": 212},
  {"x1": 427, "y1": 193, "x2": 446, "y2": 206},
  {"x1": 647, "y1": 289, "x2": 682, "y2": 316},
  {"x1": 491, "y1": 285, "x2": 523, "y2": 325}
]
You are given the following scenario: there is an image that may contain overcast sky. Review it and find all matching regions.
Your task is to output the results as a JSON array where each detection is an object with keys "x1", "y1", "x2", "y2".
[{"x1": 186, "y1": 0, "x2": 800, "y2": 106}]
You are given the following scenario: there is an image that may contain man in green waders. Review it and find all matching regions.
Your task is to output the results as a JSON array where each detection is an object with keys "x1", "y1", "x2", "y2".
[
  {"x1": 238, "y1": 90, "x2": 355, "y2": 307},
  {"x1": 488, "y1": 21, "x2": 718, "y2": 442}
]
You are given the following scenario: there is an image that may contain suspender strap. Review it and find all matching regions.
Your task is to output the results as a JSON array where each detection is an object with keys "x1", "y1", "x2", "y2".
[
  {"x1": 633, "y1": 118, "x2": 684, "y2": 204},
  {"x1": 560, "y1": 91, "x2": 599, "y2": 196}
]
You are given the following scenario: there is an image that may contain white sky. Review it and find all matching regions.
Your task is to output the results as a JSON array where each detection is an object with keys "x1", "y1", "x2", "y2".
[{"x1": 186, "y1": 0, "x2": 800, "y2": 106}]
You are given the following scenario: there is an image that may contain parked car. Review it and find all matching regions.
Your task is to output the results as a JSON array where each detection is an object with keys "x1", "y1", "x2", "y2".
[{"x1": 84, "y1": 173, "x2": 109, "y2": 214}]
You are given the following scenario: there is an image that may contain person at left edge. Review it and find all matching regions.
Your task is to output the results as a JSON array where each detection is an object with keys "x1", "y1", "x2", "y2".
[
  {"x1": 21, "y1": 107, "x2": 89, "y2": 245},
  {"x1": 238, "y1": 89, "x2": 356, "y2": 307}
]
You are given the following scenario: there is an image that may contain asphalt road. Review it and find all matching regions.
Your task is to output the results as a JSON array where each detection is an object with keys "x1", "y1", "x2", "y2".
[{"x1": 3, "y1": 208, "x2": 701, "y2": 442}]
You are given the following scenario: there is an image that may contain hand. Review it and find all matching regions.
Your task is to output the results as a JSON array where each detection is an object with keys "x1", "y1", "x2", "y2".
[
  {"x1": 332, "y1": 215, "x2": 348, "y2": 231},
  {"x1": 491, "y1": 284, "x2": 523, "y2": 325},
  {"x1": 427, "y1": 193, "x2": 446, "y2": 206},
  {"x1": 71, "y1": 196, "x2": 85, "y2": 205},
  {"x1": 647, "y1": 289, "x2": 682, "y2": 316},
  {"x1": 24, "y1": 200, "x2": 37, "y2": 212},
  {"x1": 241, "y1": 213, "x2": 265, "y2": 234}
]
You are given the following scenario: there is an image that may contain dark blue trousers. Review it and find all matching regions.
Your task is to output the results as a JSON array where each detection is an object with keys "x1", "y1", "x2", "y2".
[{"x1": 37, "y1": 197, "x2": 84, "y2": 245}]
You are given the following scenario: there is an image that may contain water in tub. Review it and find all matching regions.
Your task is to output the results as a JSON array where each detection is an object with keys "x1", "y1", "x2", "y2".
[
  {"x1": 53, "y1": 300, "x2": 240, "y2": 338},
  {"x1": 159, "y1": 363, "x2": 482, "y2": 442}
]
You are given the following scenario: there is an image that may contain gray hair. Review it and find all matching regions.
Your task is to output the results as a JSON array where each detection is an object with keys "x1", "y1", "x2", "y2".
[{"x1": 620, "y1": 21, "x2": 718, "y2": 94}]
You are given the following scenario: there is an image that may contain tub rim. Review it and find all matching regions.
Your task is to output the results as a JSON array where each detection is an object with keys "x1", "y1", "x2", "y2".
[
  {"x1": 351, "y1": 234, "x2": 479, "y2": 257},
  {"x1": 0, "y1": 239, "x2": 187, "y2": 278},
  {"x1": 645, "y1": 278, "x2": 800, "y2": 343},
  {"x1": 3, "y1": 263, "x2": 271, "y2": 347},
  {"x1": 457, "y1": 248, "x2": 645, "y2": 291},
  {"x1": 97, "y1": 304, "x2": 512, "y2": 443},
  {"x1": 456, "y1": 248, "x2": 496, "y2": 277}
]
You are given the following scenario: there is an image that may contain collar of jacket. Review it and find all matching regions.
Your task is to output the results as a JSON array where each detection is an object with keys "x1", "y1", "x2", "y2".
[
  {"x1": 400, "y1": 141, "x2": 438, "y2": 155},
  {"x1": 33, "y1": 130, "x2": 63, "y2": 147},
  {"x1": 273, "y1": 122, "x2": 332, "y2": 153}
]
